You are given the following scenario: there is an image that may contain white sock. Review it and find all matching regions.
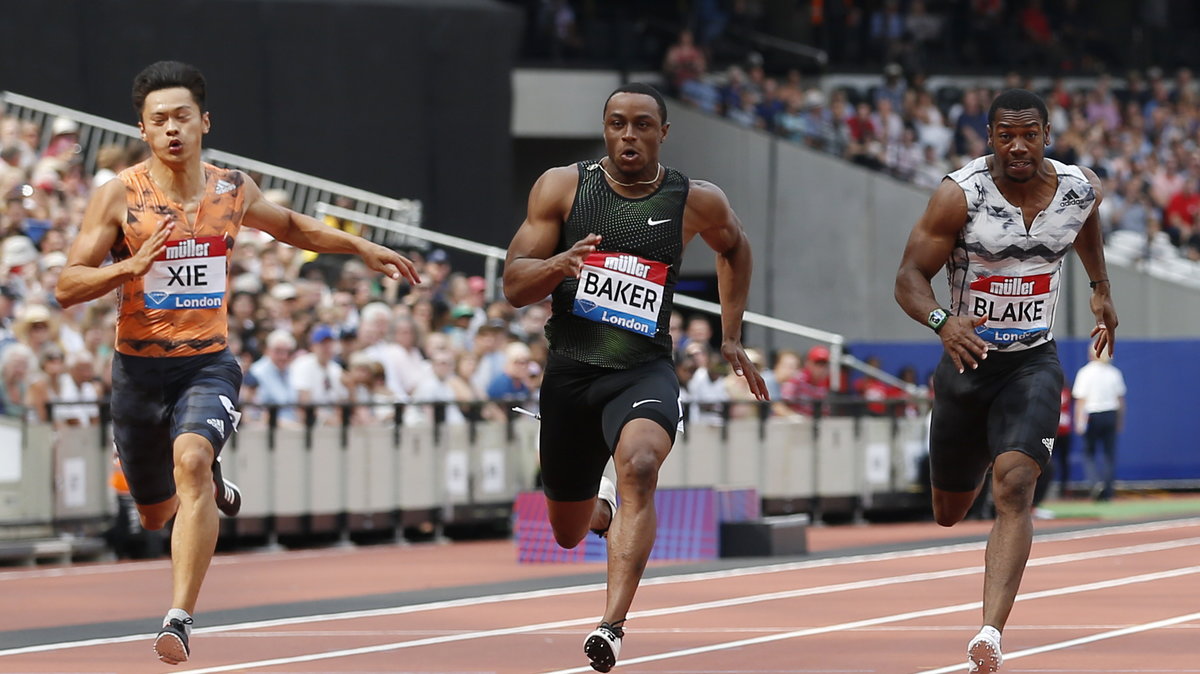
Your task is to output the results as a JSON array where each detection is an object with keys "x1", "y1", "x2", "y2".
[{"x1": 165, "y1": 608, "x2": 193, "y2": 634}]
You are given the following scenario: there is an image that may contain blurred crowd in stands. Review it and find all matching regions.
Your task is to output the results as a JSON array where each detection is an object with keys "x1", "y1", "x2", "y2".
[{"x1": 0, "y1": 110, "x2": 923, "y2": 430}]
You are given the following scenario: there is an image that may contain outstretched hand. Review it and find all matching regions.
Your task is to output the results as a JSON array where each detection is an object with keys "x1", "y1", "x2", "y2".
[
  {"x1": 557, "y1": 233, "x2": 602, "y2": 278},
  {"x1": 940, "y1": 314, "x2": 989, "y2": 374},
  {"x1": 362, "y1": 243, "x2": 421, "y2": 285},
  {"x1": 721, "y1": 340, "x2": 770, "y2": 401}
]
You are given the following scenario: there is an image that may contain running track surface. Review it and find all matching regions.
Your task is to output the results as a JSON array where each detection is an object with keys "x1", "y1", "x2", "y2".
[{"x1": 3, "y1": 515, "x2": 1199, "y2": 673}]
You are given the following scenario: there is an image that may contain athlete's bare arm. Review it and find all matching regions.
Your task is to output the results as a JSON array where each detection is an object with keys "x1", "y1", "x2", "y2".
[
  {"x1": 682, "y1": 180, "x2": 768, "y2": 401},
  {"x1": 240, "y1": 176, "x2": 420, "y2": 285},
  {"x1": 1074, "y1": 167, "x2": 1117, "y2": 356},
  {"x1": 895, "y1": 178, "x2": 989, "y2": 373},
  {"x1": 56, "y1": 179, "x2": 175, "y2": 308},
  {"x1": 503, "y1": 166, "x2": 595, "y2": 308}
]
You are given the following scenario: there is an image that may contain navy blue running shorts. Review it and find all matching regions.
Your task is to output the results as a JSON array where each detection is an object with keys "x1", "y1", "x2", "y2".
[
  {"x1": 110, "y1": 349, "x2": 243, "y2": 505},
  {"x1": 928, "y1": 340, "x2": 1063, "y2": 492},
  {"x1": 538, "y1": 352, "x2": 681, "y2": 502}
]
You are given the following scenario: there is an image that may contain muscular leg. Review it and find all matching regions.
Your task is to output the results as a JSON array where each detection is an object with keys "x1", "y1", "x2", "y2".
[
  {"x1": 546, "y1": 496, "x2": 612, "y2": 549},
  {"x1": 166, "y1": 433, "x2": 219, "y2": 614},
  {"x1": 602, "y1": 419, "x2": 671, "y2": 624},
  {"x1": 982, "y1": 451, "x2": 1041, "y2": 630},
  {"x1": 931, "y1": 482, "x2": 985, "y2": 527}
]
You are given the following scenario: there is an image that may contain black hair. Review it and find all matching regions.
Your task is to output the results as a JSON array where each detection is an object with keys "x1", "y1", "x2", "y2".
[
  {"x1": 604, "y1": 83, "x2": 668, "y2": 124},
  {"x1": 131, "y1": 61, "x2": 207, "y2": 119},
  {"x1": 988, "y1": 88, "x2": 1048, "y2": 126}
]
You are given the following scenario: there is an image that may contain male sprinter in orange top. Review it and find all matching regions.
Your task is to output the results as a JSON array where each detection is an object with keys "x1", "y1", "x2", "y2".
[{"x1": 56, "y1": 61, "x2": 420, "y2": 665}]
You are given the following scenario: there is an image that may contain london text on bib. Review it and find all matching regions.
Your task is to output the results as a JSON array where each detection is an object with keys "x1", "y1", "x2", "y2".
[
  {"x1": 143, "y1": 236, "x2": 228, "y2": 310},
  {"x1": 970, "y1": 273, "x2": 1051, "y2": 345},
  {"x1": 572, "y1": 252, "x2": 668, "y2": 337}
]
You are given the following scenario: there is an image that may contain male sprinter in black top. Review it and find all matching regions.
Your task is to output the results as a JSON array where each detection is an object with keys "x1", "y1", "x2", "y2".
[{"x1": 504, "y1": 83, "x2": 767, "y2": 672}]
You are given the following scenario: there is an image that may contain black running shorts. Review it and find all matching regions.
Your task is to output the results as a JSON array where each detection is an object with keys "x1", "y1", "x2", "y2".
[
  {"x1": 538, "y1": 352, "x2": 681, "y2": 502},
  {"x1": 928, "y1": 340, "x2": 1063, "y2": 492},
  {"x1": 111, "y1": 349, "x2": 243, "y2": 505}
]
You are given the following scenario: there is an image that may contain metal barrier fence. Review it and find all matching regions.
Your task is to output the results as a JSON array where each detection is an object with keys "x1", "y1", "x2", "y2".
[
  {"x1": 0, "y1": 92, "x2": 422, "y2": 249},
  {"x1": 0, "y1": 399, "x2": 931, "y2": 546}
]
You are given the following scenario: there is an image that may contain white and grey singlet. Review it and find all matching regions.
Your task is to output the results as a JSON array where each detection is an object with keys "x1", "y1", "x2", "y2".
[{"x1": 944, "y1": 156, "x2": 1097, "y2": 352}]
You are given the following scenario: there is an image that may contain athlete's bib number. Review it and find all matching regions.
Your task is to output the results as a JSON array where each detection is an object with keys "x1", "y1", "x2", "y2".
[
  {"x1": 143, "y1": 236, "x2": 227, "y2": 310},
  {"x1": 572, "y1": 252, "x2": 668, "y2": 337},
  {"x1": 970, "y1": 273, "x2": 1052, "y2": 345}
]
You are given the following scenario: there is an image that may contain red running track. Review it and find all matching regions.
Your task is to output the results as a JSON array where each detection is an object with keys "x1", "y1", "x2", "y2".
[{"x1": 2, "y1": 516, "x2": 1198, "y2": 673}]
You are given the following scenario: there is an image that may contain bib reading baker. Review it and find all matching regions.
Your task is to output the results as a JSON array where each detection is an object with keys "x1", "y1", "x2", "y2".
[
  {"x1": 945, "y1": 156, "x2": 1096, "y2": 351},
  {"x1": 573, "y1": 252, "x2": 668, "y2": 337},
  {"x1": 547, "y1": 160, "x2": 688, "y2": 369}
]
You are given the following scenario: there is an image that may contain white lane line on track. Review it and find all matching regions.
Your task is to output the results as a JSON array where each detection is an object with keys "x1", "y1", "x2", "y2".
[
  {"x1": 2, "y1": 526, "x2": 1199, "y2": 661},
  {"x1": 917, "y1": 611, "x2": 1200, "y2": 674},
  {"x1": 537, "y1": 567, "x2": 1200, "y2": 674},
  {"x1": 171, "y1": 567, "x2": 1200, "y2": 674},
  {"x1": 3, "y1": 516, "x2": 1196, "y2": 583}
]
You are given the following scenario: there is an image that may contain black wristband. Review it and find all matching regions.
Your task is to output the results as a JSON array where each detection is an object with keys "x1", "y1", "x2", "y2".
[{"x1": 1089, "y1": 279, "x2": 1109, "y2": 289}]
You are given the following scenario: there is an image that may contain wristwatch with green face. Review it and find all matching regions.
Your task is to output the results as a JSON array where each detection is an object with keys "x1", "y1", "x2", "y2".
[{"x1": 927, "y1": 307, "x2": 949, "y2": 333}]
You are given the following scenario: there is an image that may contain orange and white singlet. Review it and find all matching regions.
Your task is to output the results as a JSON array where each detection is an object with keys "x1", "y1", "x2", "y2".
[{"x1": 112, "y1": 161, "x2": 247, "y2": 357}]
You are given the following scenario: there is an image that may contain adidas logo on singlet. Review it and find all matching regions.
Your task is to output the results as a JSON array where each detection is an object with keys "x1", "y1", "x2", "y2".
[
  {"x1": 214, "y1": 180, "x2": 236, "y2": 195},
  {"x1": 1059, "y1": 188, "x2": 1086, "y2": 207}
]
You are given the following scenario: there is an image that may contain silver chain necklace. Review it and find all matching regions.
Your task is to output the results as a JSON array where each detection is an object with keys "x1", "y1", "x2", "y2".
[{"x1": 594, "y1": 159, "x2": 662, "y2": 187}]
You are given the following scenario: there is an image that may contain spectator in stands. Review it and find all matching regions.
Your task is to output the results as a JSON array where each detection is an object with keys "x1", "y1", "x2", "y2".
[
  {"x1": 50, "y1": 350, "x2": 102, "y2": 427},
  {"x1": 0, "y1": 145, "x2": 23, "y2": 195},
  {"x1": 24, "y1": 343, "x2": 66, "y2": 423},
  {"x1": 290, "y1": 325, "x2": 348, "y2": 424},
  {"x1": 952, "y1": 89, "x2": 988, "y2": 158},
  {"x1": 11, "y1": 303, "x2": 60, "y2": 355},
  {"x1": 781, "y1": 345, "x2": 832, "y2": 416},
  {"x1": 41, "y1": 117, "x2": 80, "y2": 162},
  {"x1": 0, "y1": 285, "x2": 17, "y2": 342},
  {"x1": 668, "y1": 310, "x2": 685, "y2": 354},
  {"x1": 357, "y1": 302, "x2": 415, "y2": 397},
  {"x1": 469, "y1": 320, "x2": 508, "y2": 396},
  {"x1": 92, "y1": 144, "x2": 128, "y2": 187},
  {"x1": 406, "y1": 350, "x2": 467, "y2": 426},
  {"x1": 684, "y1": 340, "x2": 727, "y2": 425},
  {"x1": 762, "y1": 348, "x2": 799, "y2": 416},
  {"x1": 249, "y1": 329, "x2": 298, "y2": 423},
  {"x1": 347, "y1": 353, "x2": 400, "y2": 424},
  {"x1": 1163, "y1": 175, "x2": 1200, "y2": 247},
  {"x1": 662, "y1": 28, "x2": 707, "y2": 97},
  {"x1": 727, "y1": 89, "x2": 762, "y2": 129},
  {"x1": 486, "y1": 340, "x2": 535, "y2": 402},
  {"x1": 681, "y1": 314, "x2": 713, "y2": 354},
  {"x1": 0, "y1": 342, "x2": 33, "y2": 417},
  {"x1": 1106, "y1": 178, "x2": 1153, "y2": 235},
  {"x1": 913, "y1": 143, "x2": 952, "y2": 190},
  {"x1": 422, "y1": 248, "x2": 453, "y2": 309}
]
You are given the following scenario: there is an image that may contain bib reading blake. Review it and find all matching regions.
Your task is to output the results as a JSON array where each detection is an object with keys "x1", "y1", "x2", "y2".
[
  {"x1": 144, "y1": 236, "x2": 228, "y2": 310},
  {"x1": 970, "y1": 273, "x2": 1051, "y2": 345},
  {"x1": 573, "y1": 252, "x2": 668, "y2": 337}
]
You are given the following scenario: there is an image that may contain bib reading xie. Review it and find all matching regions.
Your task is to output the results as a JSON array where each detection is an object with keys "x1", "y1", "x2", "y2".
[
  {"x1": 572, "y1": 252, "x2": 668, "y2": 337},
  {"x1": 144, "y1": 236, "x2": 227, "y2": 310}
]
